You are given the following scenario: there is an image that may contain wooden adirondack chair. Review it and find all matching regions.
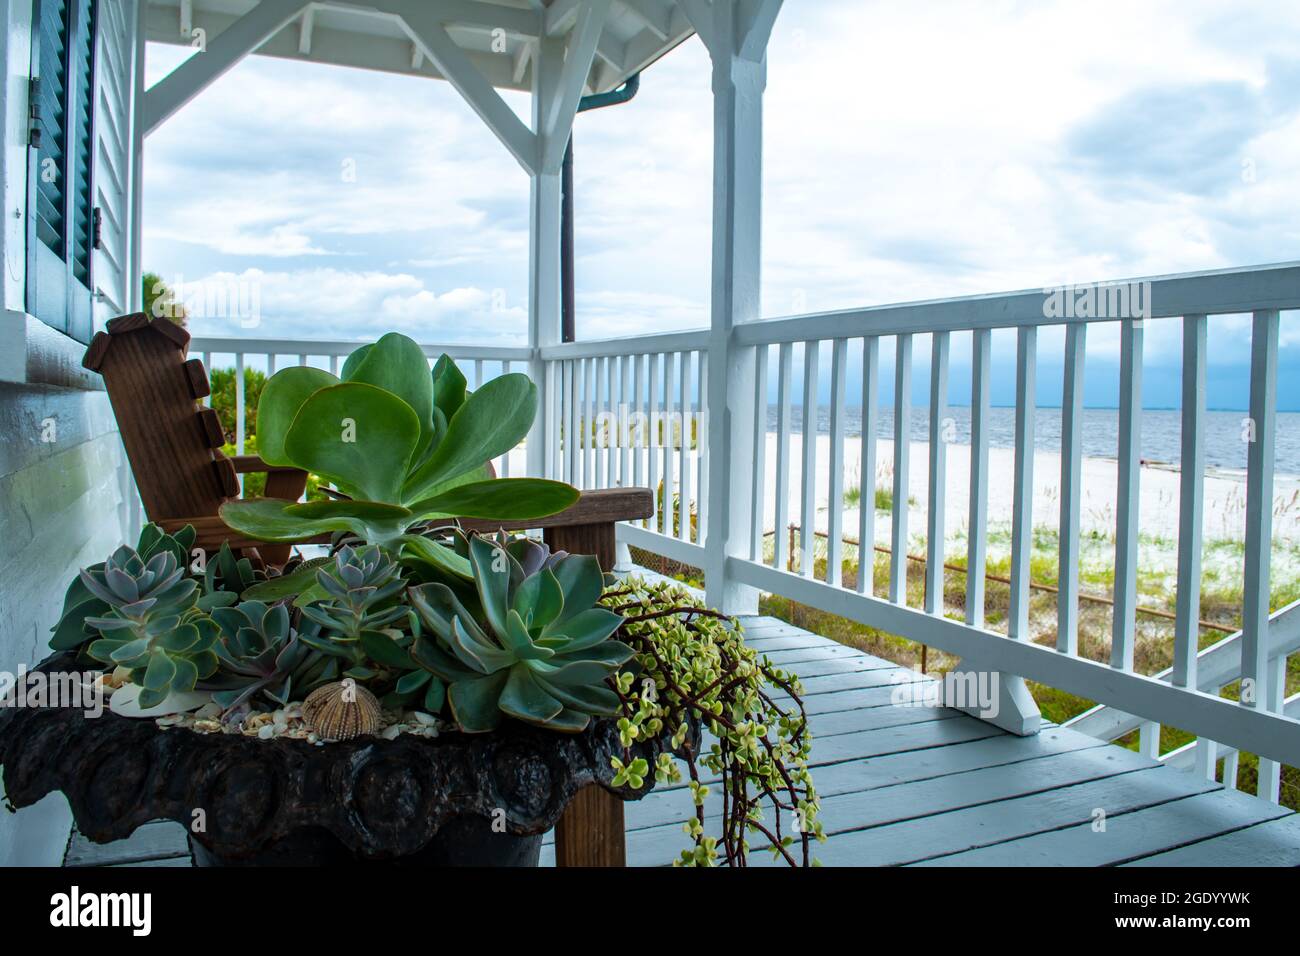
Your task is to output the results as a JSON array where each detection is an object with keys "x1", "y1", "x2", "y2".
[{"x1": 82, "y1": 311, "x2": 652, "y2": 865}]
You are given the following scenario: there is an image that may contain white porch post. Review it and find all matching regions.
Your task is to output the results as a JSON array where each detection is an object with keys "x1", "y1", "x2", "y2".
[
  {"x1": 527, "y1": 34, "x2": 564, "y2": 479},
  {"x1": 686, "y1": 0, "x2": 781, "y2": 615}
]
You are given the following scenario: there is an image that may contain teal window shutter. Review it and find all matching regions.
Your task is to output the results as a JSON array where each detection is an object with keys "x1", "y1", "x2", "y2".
[{"x1": 28, "y1": 0, "x2": 97, "y2": 342}]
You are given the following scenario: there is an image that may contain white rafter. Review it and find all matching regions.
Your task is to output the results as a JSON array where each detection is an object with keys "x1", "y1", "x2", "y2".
[
  {"x1": 541, "y1": 0, "x2": 612, "y2": 171},
  {"x1": 677, "y1": 0, "x2": 715, "y2": 53},
  {"x1": 395, "y1": 3, "x2": 540, "y2": 173},
  {"x1": 622, "y1": 0, "x2": 672, "y2": 41},
  {"x1": 297, "y1": 5, "x2": 315, "y2": 53},
  {"x1": 143, "y1": 0, "x2": 313, "y2": 136}
]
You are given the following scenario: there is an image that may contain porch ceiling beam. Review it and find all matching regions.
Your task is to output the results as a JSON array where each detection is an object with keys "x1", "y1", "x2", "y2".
[
  {"x1": 362, "y1": 0, "x2": 540, "y2": 38},
  {"x1": 143, "y1": 0, "x2": 312, "y2": 137},
  {"x1": 540, "y1": 0, "x2": 611, "y2": 171},
  {"x1": 543, "y1": 0, "x2": 584, "y2": 36},
  {"x1": 298, "y1": 6, "x2": 315, "y2": 54},
  {"x1": 395, "y1": 4, "x2": 541, "y2": 173},
  {"x1": 677, "y1": 0, "x2": 715, "y2": 52},
  {"x1": 513, "y1": 39, "x2": 534, "y2": 84},
  {"x1": 622, "y1": 0, "x2": 672, "y2": 41}
]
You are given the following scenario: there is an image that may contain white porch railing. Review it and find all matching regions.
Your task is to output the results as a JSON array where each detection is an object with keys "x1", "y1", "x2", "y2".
[
  {"x1": 191, "y1": 261, "x2": 1300, "y2": 801},
  {"x1": 541, "y1": 261, "x2": 1300, "y2": 801}
]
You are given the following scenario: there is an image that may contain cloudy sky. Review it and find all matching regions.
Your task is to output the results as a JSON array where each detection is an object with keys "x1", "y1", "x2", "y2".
[{"x1": 142, "y1": 0, "x2": 1300, "y2": 409}]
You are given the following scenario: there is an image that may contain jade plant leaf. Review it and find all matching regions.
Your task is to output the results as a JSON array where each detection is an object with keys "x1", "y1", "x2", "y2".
[
  {"x1": 342, "y1": 332, "x2": 437, "y2": 458},
  {"x1": 408, "y1": 478, "x2": 578, "y2": 521},
  {"x1": 403, "y1": 374, "x2": 537, "y2": 502},
  {"x1": 256, "y1": 366, "x2": 339, "y2": 465},
  {"x1": 283, "y1": 383, "x2": 421, "y2": 502},
  {"x1": 432, "y1": 354, "x2": 468, "y2": 419}
]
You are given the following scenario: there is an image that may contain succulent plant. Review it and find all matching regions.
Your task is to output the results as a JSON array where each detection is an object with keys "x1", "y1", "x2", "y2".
[
  {"x1": 50, "y1": 523, "x2": 196, "y2": 652},
  {"x1": 409, "y1": 532, "x2": 633, "y2": 733},
  {"x1": 78, "y1": 544, "x2": 219, "y2": 708},
  {"x1": 202, "y1": 541, "x2": 262, "y2": 602},
  {"x1": 216, "y1": 333, "x2": 579, "y2": 555},
  {"x1": 298, "y1": 545, "x2": 411, "y2": 679},
  {"x1": 201, "y1": 600, "x2": 337, "y2": 717}
]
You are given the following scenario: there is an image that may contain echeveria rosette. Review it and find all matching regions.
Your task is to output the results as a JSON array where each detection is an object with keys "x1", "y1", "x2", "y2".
[
  {"x1": 217, "y1": 332, "x2": 579, "y2": 559},
  {"x1": 76, "y1": 543, "x2": 220, "y2": 708},
  {"x1": 408, "y1": 532, "x2": 634, "y2": 733}
]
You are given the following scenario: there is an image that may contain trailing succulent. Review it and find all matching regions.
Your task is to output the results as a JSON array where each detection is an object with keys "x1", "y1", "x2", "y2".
[
  {"x1": 217, "y1": 332, "x2": 579, "y2": 562},
  {"x1": 602, "y1": 579, "x2": 824, "y2": 867},
  {"x1": 409, "y1": 532, "x2": 633, "y2": 732}
]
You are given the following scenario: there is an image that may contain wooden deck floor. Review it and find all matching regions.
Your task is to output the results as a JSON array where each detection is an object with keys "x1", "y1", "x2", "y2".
[{"x1": 64, "y1": 615, "x2": 1300, "y2": 868}]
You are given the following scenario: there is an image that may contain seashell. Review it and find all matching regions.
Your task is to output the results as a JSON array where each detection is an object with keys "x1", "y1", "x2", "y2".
[{"x1": 301, "y1": 681, "x2": 382, "y2": 741}]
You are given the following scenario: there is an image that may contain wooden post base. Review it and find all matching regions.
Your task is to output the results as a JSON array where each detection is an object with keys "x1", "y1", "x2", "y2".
[
  {"x1": 554, "y1": 784, "x2": 626, "y2": 867},
  {"x1": 545, "y1": 520, "x2": 626, "y2": 867}
]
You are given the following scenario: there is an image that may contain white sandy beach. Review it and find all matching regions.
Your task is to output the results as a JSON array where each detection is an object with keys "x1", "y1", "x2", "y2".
[{"x1": 759, "y1": 434, "x2": 1300, "y2": 547}]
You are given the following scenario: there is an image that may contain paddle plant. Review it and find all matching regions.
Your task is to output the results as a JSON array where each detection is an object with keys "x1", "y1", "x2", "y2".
[{"x1": 218, "y1": 333, "x2": 577, "y2": 568}]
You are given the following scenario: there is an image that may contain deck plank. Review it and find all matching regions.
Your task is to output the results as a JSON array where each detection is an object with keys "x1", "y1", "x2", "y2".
[
  {"x1": 800, "y1": 766, "x2": 1220, "y2": 867},
  {"x1": 919, "y1": 790, "x2": 1294, "y2": 866},
  {"x1": 65, "y1": 821, "x2": 190, "y2": 867},
  {"x1": 1122, "y1": 813, "x2": 1300, "y2": 866}
]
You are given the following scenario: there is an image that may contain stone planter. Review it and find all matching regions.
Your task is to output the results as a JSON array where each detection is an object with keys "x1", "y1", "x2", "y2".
[{"x1": 0, "y1": 653, "x2": 656, "y2": 866}]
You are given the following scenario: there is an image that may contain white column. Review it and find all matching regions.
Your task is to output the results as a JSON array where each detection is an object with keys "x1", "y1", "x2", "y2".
[
  {"x1": 527, "y1": 36, "x2": 565, "y2": 479},
  {"x1": 697, "y1": 1, "x2": 777, "y2": 615}
]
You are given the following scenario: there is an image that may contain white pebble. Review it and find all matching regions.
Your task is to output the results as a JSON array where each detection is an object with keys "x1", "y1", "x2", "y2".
[{"x1": 257, "y1": 724, "x2": 275, "y2": 740}]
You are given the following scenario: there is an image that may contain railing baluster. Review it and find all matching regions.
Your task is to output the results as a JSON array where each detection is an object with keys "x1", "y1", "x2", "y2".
[
  {"x1": 1112, "y1": 317, "x2": 1143, "y2": 670},
  {"x1": 826, "y1": 339, "x2": 848, "y2": 587},
  {"x1": 1174, "y1": 315, "x2": 1207, "y2": 687},
  {"x1": 1059, "y1": 323, "x2": 1086, "y2": 654},
  {"x1": 800, "y1": 341, "x2": 820, "y2": 578},
  {"x1": 859, "y1": 336, "x2": 879, "y2": 596},
  {"x1": 329, "y1": 354, "x2": 339, "y2": 376},
  {"x1": 750, "y1": 344, "x2": 769, "y2": 561},
  {"x1": 696, "y1": 351, "x2": 708, "y2": 544},
  {"x1": 967, "y1": 329, "x2": 991, "y2": 627},
  {"x1": 1223, "y1": 751, "x2": 1240, "y2": 791},
  {"x1": 564, "y1": 360, "x2": 577, "y2": 485},
  {"x1": 235, "y1": 352, "x2": 246, "y2": 456},
  {"x1": 1010, "y1": 327, "x2": 1036, "y2": 640},
  {"x1": 474, "y1": 359, "x2": 484, "y2": 391},
  {"x1": 595, "y1": 358, "x2": 605, "y2": 494},
  {"x1": 926, "y1": 332, "x2": 949, "y2": 615},
  {"x1": 890, "y1": 334, "x2": 912, "y2": 604},
  {"x1": 661, "y1": 352, "x2": 677, "y2": 535},
  {"x1": 1244, "y1": 309, "x2": 1280, "y2": 792},
  {"x1": 584, "y1": 356, "x2": 596, "y2": 489},
  {"x1": 646, "y1": 353, "x2": 660, "y2": 530},
  {"x1": 633, "y1": 353, "x2": 645, "y2": 493},
  {"x1": 678, "y1": 351, "x2": 692, "y2": 542},
  {"x1": 774, "y1": 343, "x2": 793, "y2": 570},
  {"x1": 1260, "y1": 653, "x2": 1286, "y2": 802},
  {"x1": 505, "y1": 360, "x2": 516, "y2": 478},
  {"x1": 620, "y1": 354, "x2": 632, "y2": 488},
  {"x1": 601, "y1": 355, "x2": 612, "y2": 489}
]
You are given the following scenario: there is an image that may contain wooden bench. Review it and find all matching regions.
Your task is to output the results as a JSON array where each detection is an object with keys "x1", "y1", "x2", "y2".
[{"x1": 82, "y1": 311, "x2": 653, "y2": 866}]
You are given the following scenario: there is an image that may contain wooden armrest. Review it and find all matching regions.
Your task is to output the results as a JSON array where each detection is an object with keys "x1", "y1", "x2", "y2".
[{"x1": 230, "y1": 455, "x2": 305, "y2": 475}]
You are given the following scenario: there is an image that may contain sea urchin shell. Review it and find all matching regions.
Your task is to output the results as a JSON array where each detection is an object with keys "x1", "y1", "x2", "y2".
[{"x1": 301, "y1": 681, "x2": 382, "y2": 741}]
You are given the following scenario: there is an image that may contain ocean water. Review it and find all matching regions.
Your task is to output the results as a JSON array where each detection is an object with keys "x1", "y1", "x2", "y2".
[{"x1": 767, "y1": 406, "x2": 1300, "y2": 476}]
